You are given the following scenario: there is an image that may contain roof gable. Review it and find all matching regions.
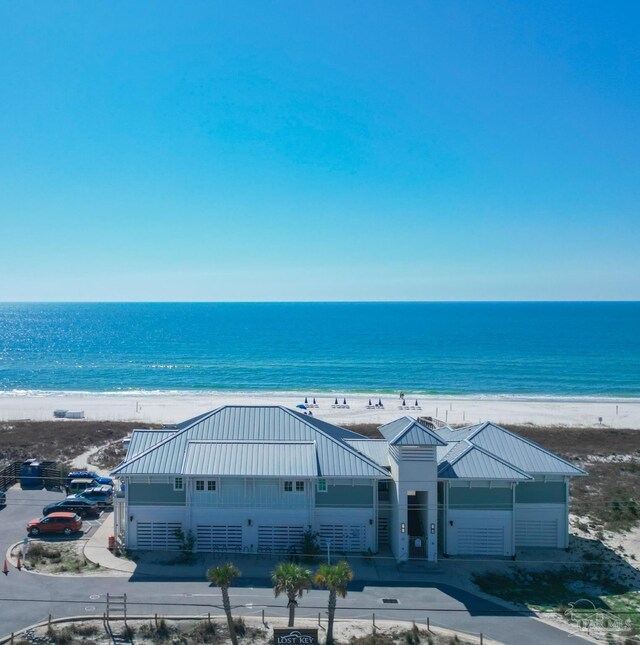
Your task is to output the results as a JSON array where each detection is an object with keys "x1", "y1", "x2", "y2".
[
  {"x1": 379, "y1": 417, "x2": 446, "y2": 446},
  {"x1": 468, "y1": 422, "x2": 586, "y2": 476},
  {"x1": 438, "y1": 441, "x2": 533, "y2": 480}
]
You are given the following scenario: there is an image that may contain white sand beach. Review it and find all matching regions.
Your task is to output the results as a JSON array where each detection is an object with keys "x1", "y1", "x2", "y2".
[{"x1": 1, "y1": 391, "x2": 639, "y2": 428}]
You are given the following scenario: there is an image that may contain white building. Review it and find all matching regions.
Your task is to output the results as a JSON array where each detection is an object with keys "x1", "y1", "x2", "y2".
[{"x1": 112, "y1": 406, "x2": 585, "y2": 560}]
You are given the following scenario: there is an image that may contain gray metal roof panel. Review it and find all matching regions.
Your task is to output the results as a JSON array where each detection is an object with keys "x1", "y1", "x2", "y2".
[
  {"x1": 468, "y1": 423, "x2": 586, "y2": 476},
  {"x1": 183, "y1": 441, "x2": 317, "y2": 477},
  {"x1": 438, "y1": 441, "x2": 533, "y2": 480},
  {"x1": 434, "y1": 425, "x2": 479, "y2": 442},
  {"x1": 126, "y1": 430, "x2": 177, "y2": 459},
  {"x1": 344, "y1": 440, "x2": 390, "y2": 468}
]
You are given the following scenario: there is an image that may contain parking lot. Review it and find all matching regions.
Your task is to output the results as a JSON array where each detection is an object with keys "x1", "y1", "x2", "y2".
[{"x1": 0, "y1": 485, "x2": 110, "y2": 547}]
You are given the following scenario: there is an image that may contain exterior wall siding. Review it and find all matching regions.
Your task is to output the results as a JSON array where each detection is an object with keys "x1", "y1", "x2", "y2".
[
  {"x1": 128, "y1": 483, "x2": 186, "y2": 506},
  {"x1": 315, "y1": 483, "x2": 373, "y2": 508},
  {"x1": 448, "y1": 486, "x2": 513, "y2": 510},
  {"x1": 515, "y1": 481, "x2": 566, "y2": 504}
]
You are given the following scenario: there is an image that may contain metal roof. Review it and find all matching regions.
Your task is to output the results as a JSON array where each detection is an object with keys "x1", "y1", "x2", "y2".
[
  {"x1": 183, "y1": 441, "x2": 317, "y2": 477},
  {"x1": 126, "y1": 429, "x2": 178, "y2": 459},
  {"x1": 468, "y1": 422, "x2": 586, "y2": 476},
  {"x1": 378, "y1": 417, "x2": 447, "y2": 446},
  {"x1": 113, "y1": 410, "x2": 584, "y2": 482},
  {"x1": 434, "y1": 425, "x2": 477, "y2": 442},
  {"x1": 344, "y1": 440, "x2": 390, "y2": 468},
  {"x1": 112, "y1": 406, "x2": 388, "y2": 478},
  {"x1": 438, "y1": 441, "x2": 533, "y2": 480}
]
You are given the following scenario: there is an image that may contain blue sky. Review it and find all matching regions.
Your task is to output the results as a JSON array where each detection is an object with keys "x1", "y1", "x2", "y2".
[{"x1": 1, "y1": 1, "x2": 638, "y2": 301}]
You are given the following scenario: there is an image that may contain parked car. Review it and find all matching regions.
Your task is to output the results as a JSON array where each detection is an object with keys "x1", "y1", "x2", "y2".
[
  {"x1": 70, "y1": 485, "x2": 113, "y2": 508},
  {"x1": 66, "y1": 470, "x2": 113, "y2": 487},
  {"x1": 43, "y1": 498, "x2": 99, "y2": 518},
  {"x1": 66, "y1": 478, "x2": 98, "y2": 495},
  {"x1": 27, "y1": 512, "x2": 83, "y2": 537}
]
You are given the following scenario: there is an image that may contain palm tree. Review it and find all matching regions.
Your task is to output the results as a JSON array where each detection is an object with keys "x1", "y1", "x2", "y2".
[
  {"x1": 271, "y1": 561, "x2": 312, "y2": 626},
  {"x1": 313, "y1": 561, "x2": 354, "y2": 645},
  {"x1": 207, "y1": 562, "x2": 241, "y2": 645}
]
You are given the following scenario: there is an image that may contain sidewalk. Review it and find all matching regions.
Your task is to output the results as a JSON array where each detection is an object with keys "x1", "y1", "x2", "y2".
[
  {"x1": 83, "y1": 513, "x2": 135, "y2": 575},
  {"x1": 82, "y1": 519, "x2": 445, "y2": 583}
]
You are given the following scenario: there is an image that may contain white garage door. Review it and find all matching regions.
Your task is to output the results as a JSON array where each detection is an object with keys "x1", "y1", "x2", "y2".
[
  {"x1": 196, "y1": 525, "x2": 243, "y2": 552},
  {"x1": 457, "y1": 526, "x2": 505, "y2": 555},
  {"x1": 136, "y1": 522, "x2": 182, "y2": 550},
  {"x1": 258, "y1": 526, "x2": 304, "y2": 553},
  {"x1": 516, "y1": 519, "x2": 558, "y2": 548},
  {"x1": 446, "y1": 511, "x2": 512, "y2": 556},
  {"x1": 319, "y1": 524, "x2": 366, "y2": 552}
]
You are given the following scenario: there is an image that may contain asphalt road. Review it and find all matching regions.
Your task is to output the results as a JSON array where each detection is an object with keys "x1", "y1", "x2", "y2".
[{"x1": 0, "y1": 488, "x2": 592, "y2": 644}]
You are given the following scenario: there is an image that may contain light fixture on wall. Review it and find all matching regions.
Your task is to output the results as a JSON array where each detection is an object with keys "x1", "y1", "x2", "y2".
[{"x1": 400, "y1": 522, "x2": 406, "y2": 533}]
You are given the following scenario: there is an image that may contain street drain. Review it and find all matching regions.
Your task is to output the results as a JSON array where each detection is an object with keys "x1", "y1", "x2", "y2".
[{"x1": 382, "y1": 598, "x2": 399, "y2": 604}]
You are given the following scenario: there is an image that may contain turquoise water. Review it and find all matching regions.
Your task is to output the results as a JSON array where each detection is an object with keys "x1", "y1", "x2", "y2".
[{"x1": 0, "y1": 302, "x2": 639, "y2": 397}]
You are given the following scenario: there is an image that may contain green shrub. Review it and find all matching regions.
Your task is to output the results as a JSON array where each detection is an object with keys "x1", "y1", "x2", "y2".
[
  {"x1": 190, "y1": 619, "x2": 218, "y2": 642},
  {"x1": 234, "y1": 617, "x2": 246, "y2": 637}
]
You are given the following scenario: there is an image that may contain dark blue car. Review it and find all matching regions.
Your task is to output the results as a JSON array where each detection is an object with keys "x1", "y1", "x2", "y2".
[{"x1": 66, "y1": 470, "x2": 113, "y2": 487}]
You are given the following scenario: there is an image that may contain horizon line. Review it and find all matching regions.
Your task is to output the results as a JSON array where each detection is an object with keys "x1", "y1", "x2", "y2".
[{"x1": 0, "y1": 299, "x2": 639, "y2": 305}]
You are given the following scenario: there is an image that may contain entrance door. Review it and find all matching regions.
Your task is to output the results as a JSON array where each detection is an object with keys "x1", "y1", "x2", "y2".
[{"x1": 407, "y1": 491, "x2": 428, "y2": 559}]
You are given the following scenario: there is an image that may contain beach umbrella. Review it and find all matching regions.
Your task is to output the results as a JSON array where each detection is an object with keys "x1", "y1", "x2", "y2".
[
  {"x1": 343, "y1": 398, "x2": 347, "y2": 405},
  {"x1": 378, "y1": 398, "x2": 382, "y2": 406},
  {"x1": 313, "y1": 398, "x2": 317, "y2": 405},
  {"x1": 415, "y1": 400, "x2": 419, "y2": 406},
  {"x1": 296, "y1": 404, "x2": 307, "y2": 410},
  {"x1": 305, "y1": 397, "x2": 308, "y2": 404},
  {"x1": 335, "y1": 397, "x2": 339, "y2": 405},
  {"x1": 369, "y1": 399, "x2": 372, "y2": 406}
]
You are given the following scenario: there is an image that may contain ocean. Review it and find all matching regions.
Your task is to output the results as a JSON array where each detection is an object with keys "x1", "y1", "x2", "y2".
[{"x1": 0, "y1": 302, "x2": 639, "y2": 398}]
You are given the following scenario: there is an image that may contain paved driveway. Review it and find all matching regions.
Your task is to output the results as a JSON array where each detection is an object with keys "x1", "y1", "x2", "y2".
[{"x1": 0, "y1": 488, "x2": 592, "y2": 644}]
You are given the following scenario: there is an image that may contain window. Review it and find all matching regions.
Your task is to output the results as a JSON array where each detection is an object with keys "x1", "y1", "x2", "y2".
[
  {"x1": 284, "y1": 481, "x2": 293, "y2": 492},
  {"x1": 195, "y1": 480, "x2": 205, "y2": 491},
  {"x1": 317, "y1": 479, "x2": 327, "y2": 493},
  {"x1": 174, "y1": 477, "x2": 184, "y2": 491},
  {"x1": 207, "y1": 480, "x2": 217, "y2": 492},
  {"x1": 296, "y1": 481, "x2": 305, "y2": 492}
]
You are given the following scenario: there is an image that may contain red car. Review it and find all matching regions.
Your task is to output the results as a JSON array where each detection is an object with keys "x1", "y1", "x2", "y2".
[{"x1": 26, "y1": 512, "x2": 83, "y2": 537}]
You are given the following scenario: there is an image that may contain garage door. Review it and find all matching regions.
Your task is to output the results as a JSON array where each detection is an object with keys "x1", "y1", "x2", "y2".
[
  {"x1": 136, "y1": 522, "x2": 182, "y2": 550},
  {"x1": 516, "y1": 519, "x2": 558, "y2": 548},
  {"x1": 456, "y1": 526, "x2": 505, "y2": 555},
  {"x1": 196, "y1": 525, "x2": 243, "y2": 552},
  {"x1": 319, "y1": 524, "x2": 366, "y2": 552},
  {"x1": 258, "y1": 526, "x2": 304, "y2": 553}
]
